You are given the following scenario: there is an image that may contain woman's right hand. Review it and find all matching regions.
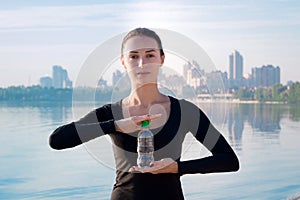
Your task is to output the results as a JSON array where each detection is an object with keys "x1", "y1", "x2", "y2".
[{"x1": 114, "y1": 114, "x2": 162, "y2": 133}]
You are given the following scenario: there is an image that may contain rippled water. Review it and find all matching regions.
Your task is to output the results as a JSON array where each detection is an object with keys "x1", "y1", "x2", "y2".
[{"x1": 0, "y1": 101, "x2": 300, "y2": 199}]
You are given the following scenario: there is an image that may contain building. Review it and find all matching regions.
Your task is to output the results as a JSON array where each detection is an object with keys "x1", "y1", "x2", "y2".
[
  {"x1": 206, "y1": 70, "x2": 228, "y2": 94},
  {"x1": 183, "y1": 61, "x2": 205, "y2": 91},
  {"x1": 229, "y1": 50, "x2": 243, "y2": 89},
  {"x1": 39, "y1": 76, "x2": 52, "y2": 88},
  {"x1": 52, "y1": 65, "x2": 72, "y2": 89},
  {"x1": 112, "y1": 69, "x2": 130, "y2": 93},
  {"x1": 97, "y1": 78, "x2": 108, "y2": 89},
  {"x1": 252, "y1": 65, "x2": 280, "y2": 87},
  {"x1": 159, "y1": 73, "x2": 185, "y2": 96},
  {"x1": 112, "y1": 70, "x2": 124, "y2": 86}
]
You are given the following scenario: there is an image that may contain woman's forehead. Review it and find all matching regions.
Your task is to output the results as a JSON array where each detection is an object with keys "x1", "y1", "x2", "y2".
[{"x1": 123, "y1": 36, "x2": 160, "y2": 53}]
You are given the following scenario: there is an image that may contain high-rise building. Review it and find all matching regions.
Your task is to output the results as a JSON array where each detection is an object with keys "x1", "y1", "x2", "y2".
[
  {"x1": 112, "y1": 70, "x2": 124, "y2": 86},
  {"x1": 52, "y1": 65, "x2": 72, "y2": 89},
  {"x1": 206, "y1": 71, "x2": 228, "y2": 94},
  {"x1": 52, "y1": 65, "x2": 62, "y2": 88},
  {"x1": 182, "y1": 61, "x2": 205, "y2": 90},
  {"x1": 112, "y1": 69, "x2": 130, "y2": 91},
  {"x1": 252, "y1": 65, "x2": 280, "y2": 87},
  {"x1": 40, "y1": 76, "x2": 52, "y2": 88},
  {"x1": 229, "y1": 50, "x2": 243, "y2": 89},
  {"x1": 97, "y1": 78, "x2": 108, "y2": 89}
]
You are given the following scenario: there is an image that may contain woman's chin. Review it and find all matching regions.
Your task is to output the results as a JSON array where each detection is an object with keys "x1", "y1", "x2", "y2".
[{"x1": 135, "y1": 79, "x2": 157, "y2": 86}]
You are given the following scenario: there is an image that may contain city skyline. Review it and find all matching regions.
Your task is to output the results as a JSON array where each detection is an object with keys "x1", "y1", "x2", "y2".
[
  {"x1": 23, "y1": 50, "x2": 285, "y2": 89},
  {"x1": 38, "y1": 53, "x2": 282, "y2": 92},
  {"x1": 40, "y1": 65, "x2": 72, "y2": 89},
  {"x1": 1, "y1": 1, "x2": 300, "y2": 87}
]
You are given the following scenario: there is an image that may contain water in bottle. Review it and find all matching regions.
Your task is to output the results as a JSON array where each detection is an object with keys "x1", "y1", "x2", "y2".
[{"x1": 137, "y1": 120, "x2": 154, "y2": 168}]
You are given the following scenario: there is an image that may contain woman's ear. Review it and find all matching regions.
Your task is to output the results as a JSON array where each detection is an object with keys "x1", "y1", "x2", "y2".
[
  {"x1": 160, "y1": 54, "x2": 165, "y2": 66},
  {"x1": 121, "y1": 56, "x2": 127, "y2": 70}
]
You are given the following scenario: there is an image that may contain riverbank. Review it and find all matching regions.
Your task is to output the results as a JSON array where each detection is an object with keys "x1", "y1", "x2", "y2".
[{"x1": 191, "y1": 98, "x2": 288, "y2": 104}]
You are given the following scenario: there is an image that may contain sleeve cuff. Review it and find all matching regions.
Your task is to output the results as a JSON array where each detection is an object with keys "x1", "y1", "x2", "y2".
[
  {"x1": 74, "y1": 120, "x2": 116, "y2": 143},
  {"x1": 176, "y1": 160, "x2": 184, "y2": 176},
  {"x1": 99, "y1": 119, "x2": 116, "y2": 134}
]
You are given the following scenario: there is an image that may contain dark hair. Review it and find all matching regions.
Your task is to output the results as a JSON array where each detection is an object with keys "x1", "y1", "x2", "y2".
[{"x1": 121, "y1": 28, "x2": 165, "y2": 56}]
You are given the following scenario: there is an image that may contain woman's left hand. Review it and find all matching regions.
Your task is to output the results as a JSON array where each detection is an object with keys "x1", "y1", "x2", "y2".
[{"x1": 129, "y1": 158, "x2": 178, "y2": 174}]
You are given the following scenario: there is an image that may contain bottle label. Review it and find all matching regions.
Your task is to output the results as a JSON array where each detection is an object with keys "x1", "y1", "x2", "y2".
[{"x1": 137, "y1": 138, "x2": 154, "y2": 153}]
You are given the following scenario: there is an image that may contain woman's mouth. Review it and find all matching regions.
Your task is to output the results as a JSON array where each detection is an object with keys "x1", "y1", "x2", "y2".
[{"x1": 136, "y1": 72, "x2": 150, "y2": 75}]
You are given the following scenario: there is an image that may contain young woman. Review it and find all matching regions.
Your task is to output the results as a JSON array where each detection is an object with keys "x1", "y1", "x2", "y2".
[{"x1": 49, "y1": 28, "x2": 239, "y2": 200}]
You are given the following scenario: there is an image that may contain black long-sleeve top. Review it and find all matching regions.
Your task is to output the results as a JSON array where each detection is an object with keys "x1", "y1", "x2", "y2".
[{"x1": 49, "y1": 96, "x2": 239, "y2": 200}]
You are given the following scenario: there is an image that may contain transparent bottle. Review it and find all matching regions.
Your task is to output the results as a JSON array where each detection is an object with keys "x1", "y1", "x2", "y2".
[{"x1": 137, "y1": 120, "x2": 154, "y2": 168}]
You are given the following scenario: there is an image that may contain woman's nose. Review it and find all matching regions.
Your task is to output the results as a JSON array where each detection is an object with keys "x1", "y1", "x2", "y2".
[{"x1": 138, "y1": 58, "x2": 144, "y2": 68}]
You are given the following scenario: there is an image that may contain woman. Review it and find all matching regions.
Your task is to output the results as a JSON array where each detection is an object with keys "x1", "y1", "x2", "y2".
[{"x1": 49, "y1": 28, "x2": 239, "y2": 200}]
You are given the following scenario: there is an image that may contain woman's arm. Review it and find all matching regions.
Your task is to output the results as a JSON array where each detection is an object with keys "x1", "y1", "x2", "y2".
[
  {"x1": 49, "y1": 105, "x2": 162, "y2": 150},
  {"x1": 49, "y1": 106, "x2": 115, "y2": 150},
  {"x1": 177, "y1": 100, "x2": 240, "y2": 176},
  {"x1": 128, "y1": 99, "x2": 239, "y2": 175}
]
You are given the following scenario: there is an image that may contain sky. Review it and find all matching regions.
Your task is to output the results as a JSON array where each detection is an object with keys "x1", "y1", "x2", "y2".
[{"x1": 0, "y1": 0, "x2": 299, "y2": 87}]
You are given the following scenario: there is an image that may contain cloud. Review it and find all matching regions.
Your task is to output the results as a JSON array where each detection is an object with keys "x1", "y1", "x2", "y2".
[
  {"x1": 0, "y1": 1, "x2": 299, "y2": 35},
  {"x1": 0, "y1": 2, "x2": 255, "y2": 31},
  {"x1": 0, "y1": 4, "x2": 133, "y2": 31},
  {"x1": 1, "y1": 1, "x2": 300, "y2": 86}
]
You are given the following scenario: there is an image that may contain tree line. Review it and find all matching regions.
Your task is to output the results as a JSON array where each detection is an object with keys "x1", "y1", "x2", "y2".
[
  {"x1": 0, "y1": 85, "x2": 116, "y2": 102},
  {"x1": 1, "y1": 83, "x2": 300, "y2": 104},
  {"x1": 233, "y1": 82, "x2": 300, "y2": 104}
]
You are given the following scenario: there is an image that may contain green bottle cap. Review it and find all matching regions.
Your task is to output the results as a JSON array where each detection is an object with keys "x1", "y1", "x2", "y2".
[{"x1": 141, "y1": 120, "x2": 150, "y2": 128}]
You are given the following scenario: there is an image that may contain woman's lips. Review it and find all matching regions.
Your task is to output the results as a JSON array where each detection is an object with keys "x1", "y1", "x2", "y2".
[{"x1": 136, "y1": 72, "x2": 150, "y2": 75}]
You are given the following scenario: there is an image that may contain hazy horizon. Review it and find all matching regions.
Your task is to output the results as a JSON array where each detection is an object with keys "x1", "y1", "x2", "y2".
[{"x1": 1, "y1": 0, "x2": 299, "y2": 87}]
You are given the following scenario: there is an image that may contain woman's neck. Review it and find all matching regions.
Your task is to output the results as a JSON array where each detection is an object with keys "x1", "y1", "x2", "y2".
[{"x1": 126, "y1": 84, "x2": 166, "y2": 107}]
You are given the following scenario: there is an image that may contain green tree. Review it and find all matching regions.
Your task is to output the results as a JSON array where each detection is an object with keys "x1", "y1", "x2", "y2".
[
  {"x1": 234, "y1": 88, "x2": 254, "y2": 100},
  {"x1": 271, "y1": 84, "x2": 287, "y2": 102},
  {"x1": 288, "y1": 82, "x2": 300, "y2": 104},
  {"x1": 254, "y1": 88, "x2": 264, "y2": 102}
]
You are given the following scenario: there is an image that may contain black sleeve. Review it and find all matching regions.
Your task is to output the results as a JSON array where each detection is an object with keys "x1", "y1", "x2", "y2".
[
  {"x1": 49, "y1": 105, "x2": 116, "y2": 150},
  {"x1": 177, "y1": 100, "x2": 239, "y2": 175}
]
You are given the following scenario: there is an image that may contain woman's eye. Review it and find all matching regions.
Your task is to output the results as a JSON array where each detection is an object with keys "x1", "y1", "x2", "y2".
[
  {"x1": 130, "y1": 55, "x2": 139, "y2": 59},
  {"x1": 146, "y1": 54, "x2": 155, "y2": 58}
]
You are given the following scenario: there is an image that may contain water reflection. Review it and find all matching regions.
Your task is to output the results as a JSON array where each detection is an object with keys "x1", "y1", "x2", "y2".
[
  {"x1": 0, "y1": 101, "x2": 72, "y2": 124},
  {"x1": 252, "y1": 104, "x2": 282, "y2": 133},
  {"x1": 37, "y1": 102, "x2": 72, "y2": 124},
  {"x1": 228, "y1": 104, "x2": 244, "y2": 150},
  {"x1": 197, "y1": 102, "x2": 289, "y2": 150},
  {"x1": 288, "y1": 103, "x2": 300, "y2": 121},
  {"x1": 1, "y1": 101, "x2": 300, "y2": 199}
]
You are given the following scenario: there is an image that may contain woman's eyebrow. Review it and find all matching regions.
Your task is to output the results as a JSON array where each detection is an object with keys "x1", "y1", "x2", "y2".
[
  {"x1": 129, "y1": 50, "x2": 139, "y2": 54},
  {"x1": 128, "y1": 49, "x2": 157, "y2": 54},
  {"x1": 145, "y1": 49, "x2": 157, "y2": 53}
]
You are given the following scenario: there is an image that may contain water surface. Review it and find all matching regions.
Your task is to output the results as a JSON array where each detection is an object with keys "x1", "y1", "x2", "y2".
[{"x1": 0, "y1": 101, "x2": 299, "y2": 199}]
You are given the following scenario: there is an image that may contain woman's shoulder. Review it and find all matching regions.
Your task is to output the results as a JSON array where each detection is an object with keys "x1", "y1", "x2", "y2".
[
  {"x1": 169, "y1": 96, "x2": 209, "y2": 117},
  {"x1": 94, "y1": 99, "x2": 123, "y2": 120},
  {"x1": 95, "y1": 99, "x2": 122, "y2": 111},
  {"x1": 169, "y1": 96, "x2": 197, "y2": 108}
]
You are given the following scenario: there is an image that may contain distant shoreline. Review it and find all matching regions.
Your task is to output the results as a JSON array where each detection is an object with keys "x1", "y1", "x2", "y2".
[
  {"x1": 0, "y1": 98, "x2": 290, "y2": 105},
  {"x1": 190, "y1": 98, "x2": 288, "y2": 104},
  {"x1": 1, "y1": 84, "x2": 300, "y2": 104}
]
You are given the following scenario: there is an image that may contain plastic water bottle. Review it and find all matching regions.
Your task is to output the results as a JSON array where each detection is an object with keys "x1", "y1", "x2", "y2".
[{"x1": 137, "y1": 120, "x2": 154, "y2": 168}]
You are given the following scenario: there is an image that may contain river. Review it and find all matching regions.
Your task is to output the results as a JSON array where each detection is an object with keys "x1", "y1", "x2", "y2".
[{"x1": 0, "y1": 100, "x2": 299, "y2": 199}]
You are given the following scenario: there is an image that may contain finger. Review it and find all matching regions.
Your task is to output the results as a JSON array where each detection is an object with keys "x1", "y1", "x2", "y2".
[
  {"x1": 130, "y1": 166, "x2": 156, "y2": 173},
  {"x1": 149, "y1": 113, "x2": 162, "y2": 121},
  {"x1": 133, "y1": 114, "x2": 162, "y2": 123},
  {"x1": 132, "y1": 115, "x2": 148, "y2": 123},
  {"x1": 129, "y1": 167, "x2": 141, "y2": 173},
  {"x1": 129, "y1": 166, "x2": 136, "y2": 171},
  {"x1": 135, "y1": 167, "x2": 151, "y2": 173},
  {"x1": 150, "y1": 169, "x2": 161, "y2": 174}
]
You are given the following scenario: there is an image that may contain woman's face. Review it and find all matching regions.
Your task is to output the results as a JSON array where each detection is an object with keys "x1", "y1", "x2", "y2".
[{"x1": 121, "y1": 36, "x2": 165, "y2": 85}]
